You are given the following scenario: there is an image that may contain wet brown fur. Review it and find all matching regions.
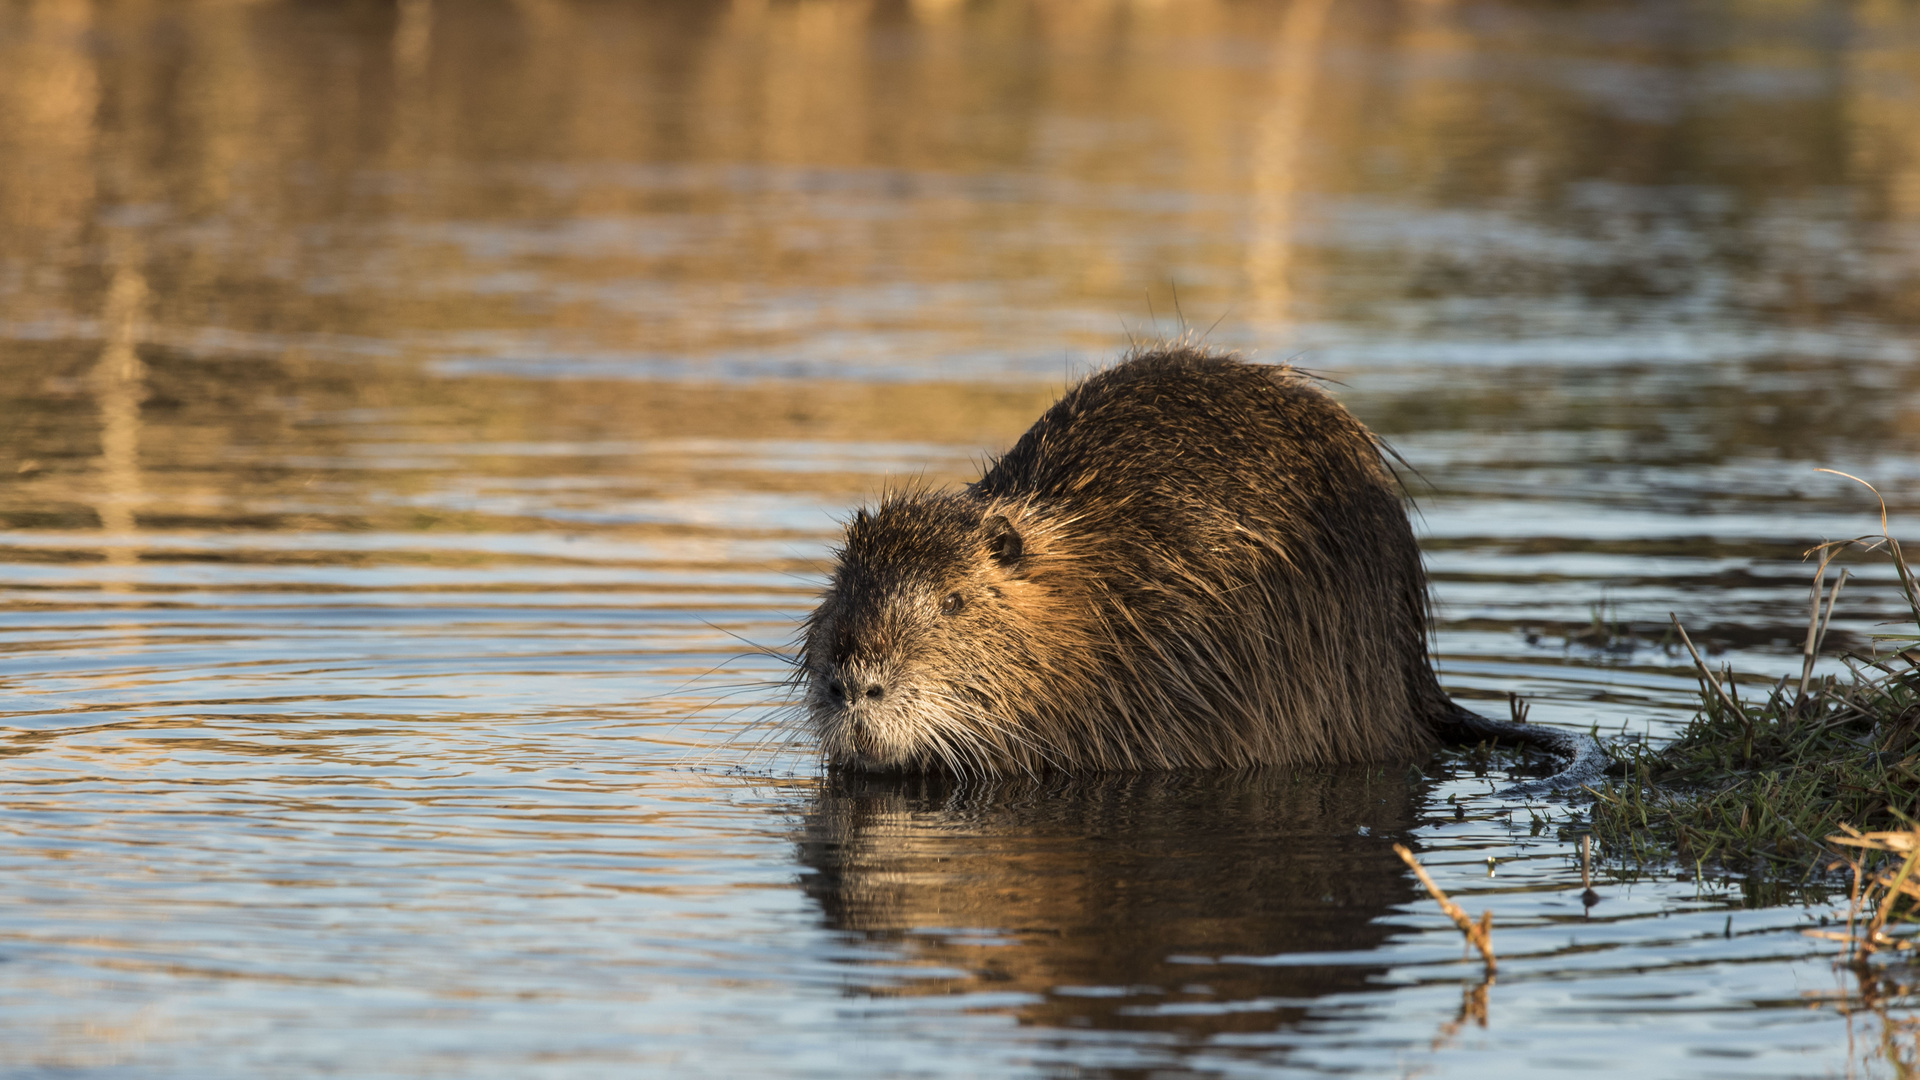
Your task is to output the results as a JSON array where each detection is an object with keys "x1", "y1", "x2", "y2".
[{"x1": 801, "y1": 345, "x2": 1464, "y2": 777}]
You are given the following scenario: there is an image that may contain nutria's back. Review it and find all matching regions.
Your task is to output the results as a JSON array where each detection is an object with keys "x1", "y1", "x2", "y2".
[{"x1": 801, "y1": 345, "x2": 1458, "y2": 776}]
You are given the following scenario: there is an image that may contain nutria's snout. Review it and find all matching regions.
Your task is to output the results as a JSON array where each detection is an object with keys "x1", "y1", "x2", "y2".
[
  {"x1": 826, "y1": 674, "x2": 886, "y2": 704},
  {"x1": 810, "y1": 653, "x2": 920, "y2": 770},
  {"x1": 821, "y1": 676, "x2": 873, "y2": 751}
]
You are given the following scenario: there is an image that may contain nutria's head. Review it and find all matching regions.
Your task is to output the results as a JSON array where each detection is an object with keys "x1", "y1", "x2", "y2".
[{"x1": 802, "y1": 493, "x2": 1079, "y2": 776}]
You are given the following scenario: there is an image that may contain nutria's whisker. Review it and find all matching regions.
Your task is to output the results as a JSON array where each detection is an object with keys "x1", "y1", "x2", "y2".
[{"x1": 924, "y1": 692, "x2": 1058, "y2": 780}]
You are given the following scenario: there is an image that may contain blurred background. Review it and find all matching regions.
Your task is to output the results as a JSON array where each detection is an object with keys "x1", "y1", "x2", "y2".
[{"x1": 3, "y1": 1, "x2": 1920, "y2": 1075}]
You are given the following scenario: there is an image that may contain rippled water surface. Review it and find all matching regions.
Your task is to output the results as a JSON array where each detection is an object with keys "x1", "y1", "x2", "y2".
[{"x1": 5, "y1": 0, "x2": 1920, "y2": 1075}]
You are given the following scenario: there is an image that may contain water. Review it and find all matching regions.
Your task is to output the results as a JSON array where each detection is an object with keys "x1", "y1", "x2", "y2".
[{"x1": 2, "y1": 0, "x2": 1919, "y2": 1074}]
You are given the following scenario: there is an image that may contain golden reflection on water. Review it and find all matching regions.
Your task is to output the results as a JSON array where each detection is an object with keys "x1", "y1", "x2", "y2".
[
  {"x1": 91, "y1": 231, "x2": 146, "y2": 576},
  {"x1": 1246, "y1": 0, "x2": 1331, "y2": 327},
  {"x1": 2, "y1": 0, "x2": 1917, "y2": 385},
  {"x1": 0, "y1": 0, "x2": 1917, "y2": 516}
]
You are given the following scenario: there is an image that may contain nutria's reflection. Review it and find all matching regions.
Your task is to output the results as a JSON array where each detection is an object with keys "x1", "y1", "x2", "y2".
[{"x1": 796, "y1": 766, "x2": 1426, "y2": 1046}]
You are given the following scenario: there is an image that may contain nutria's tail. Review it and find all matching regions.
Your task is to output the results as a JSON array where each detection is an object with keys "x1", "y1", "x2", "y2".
[{"x1": 1430, "y1": 704, "x2": 1608, "y2": 798}]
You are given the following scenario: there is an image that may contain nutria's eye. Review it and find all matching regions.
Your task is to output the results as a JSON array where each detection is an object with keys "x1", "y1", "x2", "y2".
[{"x1": 940, "y1": 592, "x2": 965, "y2": 616}]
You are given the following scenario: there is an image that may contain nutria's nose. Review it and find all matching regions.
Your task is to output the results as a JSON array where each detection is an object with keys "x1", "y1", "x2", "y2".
[{"x1": 826, "y1": 675, "x2": 884, "y2": 704}]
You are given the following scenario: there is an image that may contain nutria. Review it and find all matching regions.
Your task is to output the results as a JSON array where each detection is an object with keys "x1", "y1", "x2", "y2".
[{"x1": 799, "y1": 344, "x2": 1601, "y2": 793}]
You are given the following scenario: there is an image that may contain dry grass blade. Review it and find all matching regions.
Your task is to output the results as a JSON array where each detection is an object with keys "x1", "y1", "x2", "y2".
[
  {"x1": 1394, "y1": 843, "x2": 1497, "y2": 973},
  {"x1": 1670, "y1": 613, "x2": 1745, "y2": 723},
  {"x1": 1815, "y1": 824, "x2": 1920, "y2": 962},
  {"x1": 1817, "y1": 469, "x2": 1920, "y2": 627},
  {"x1": 1800, "y1": 555, "x2": 1850, "y2": 704},
  {"x1": 1832, "y1": 832, "x2": 1920, "y2": 855},
  {"x1": 1867, "y1": 845, "x2": 1920, "y2": 955},
  {"x1": 1579, "y1": 834, "x2": 1600, "y2": 908},
  {"x1": 1814, "y1": 570, "x2": 1849, "y2": 675}
]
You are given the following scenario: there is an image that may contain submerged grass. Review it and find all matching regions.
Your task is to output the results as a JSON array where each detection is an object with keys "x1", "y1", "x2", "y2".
[{"x1": 1589, "y1": 489, "x2": 1920, "y2": 889}]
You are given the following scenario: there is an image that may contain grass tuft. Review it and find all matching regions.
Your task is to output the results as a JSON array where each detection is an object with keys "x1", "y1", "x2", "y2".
[{"x1": 1589, "y1": 497, "x2": 1920, "y2": 892}]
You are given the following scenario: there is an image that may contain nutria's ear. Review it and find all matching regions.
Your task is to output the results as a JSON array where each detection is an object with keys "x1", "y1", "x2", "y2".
[{"x1": 984, "y1": 515, "x2": 1024, "y2": 567}]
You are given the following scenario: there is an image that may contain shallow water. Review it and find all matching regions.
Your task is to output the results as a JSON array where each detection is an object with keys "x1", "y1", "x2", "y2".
[{"x1": 3, "y1": 0, "x2": 1920, "y2": 1075}]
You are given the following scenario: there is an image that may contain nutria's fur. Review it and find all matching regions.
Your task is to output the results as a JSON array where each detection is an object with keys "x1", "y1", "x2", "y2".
[{"x1": 800, "y1": 345, "x2": 1601, "y2": 790}]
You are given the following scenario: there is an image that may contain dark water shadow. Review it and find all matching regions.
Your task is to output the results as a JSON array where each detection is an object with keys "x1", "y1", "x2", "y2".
[{"x1": 794, "y1": 766, "x2": 1427, "y2": 1055}]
